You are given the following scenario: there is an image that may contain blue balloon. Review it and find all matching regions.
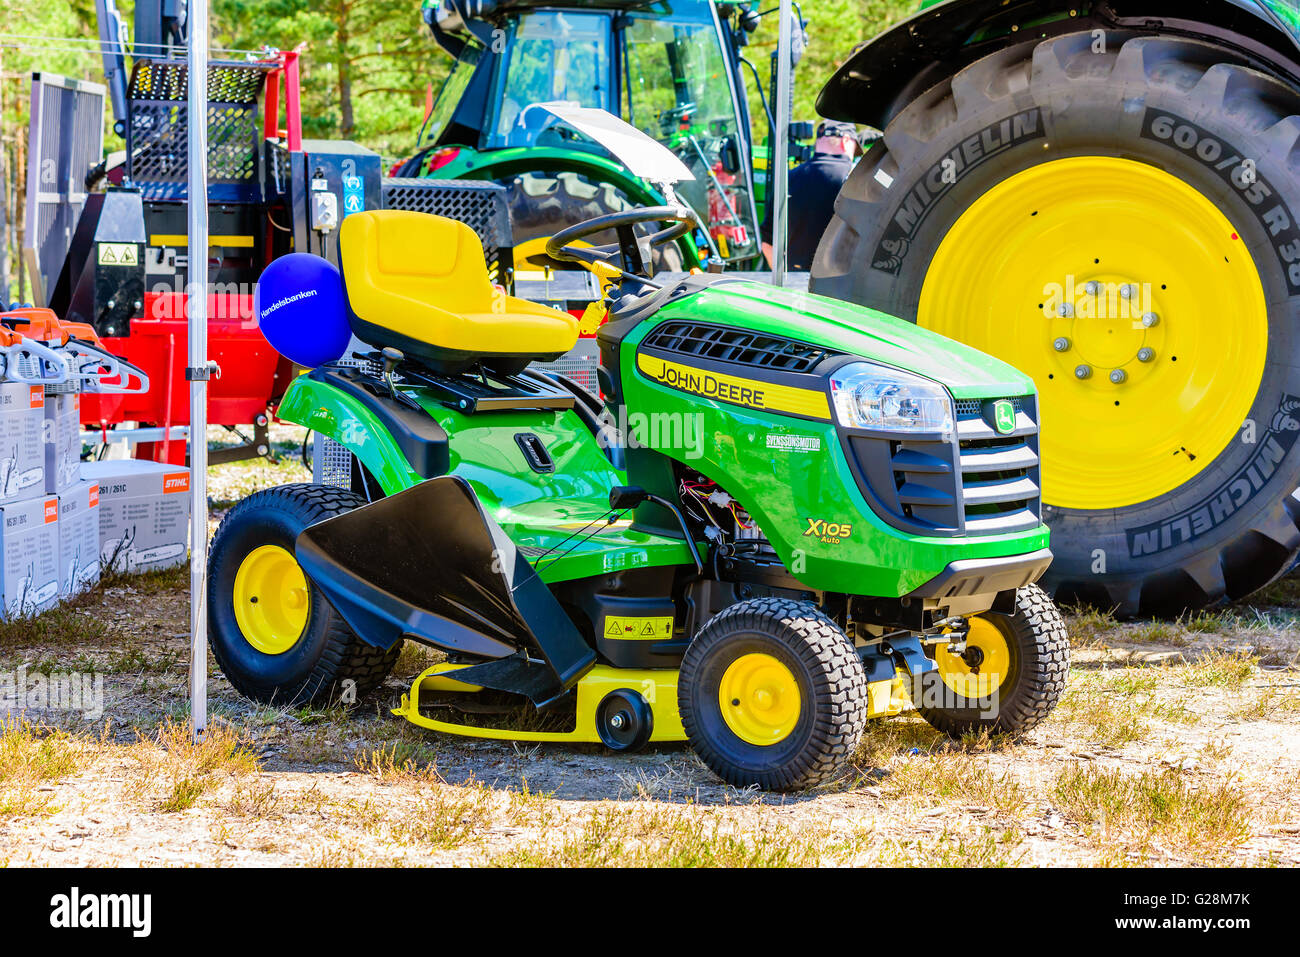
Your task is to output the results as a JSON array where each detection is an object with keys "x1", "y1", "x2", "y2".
[{"x1": 254, "y1": 253, "x2": 350, "y2": 368}]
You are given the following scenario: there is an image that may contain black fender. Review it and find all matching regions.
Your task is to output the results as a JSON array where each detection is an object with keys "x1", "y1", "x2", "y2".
[{"x1": 817, "y1": 0, "x2": 1300, "y2": 130}]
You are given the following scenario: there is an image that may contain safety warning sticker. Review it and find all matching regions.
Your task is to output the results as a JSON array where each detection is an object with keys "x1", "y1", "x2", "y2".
[
  {"x1": 603, "y1": 616, "x2": 674, "y2": 640},
  {"x1": 97, "y1": 242, "x2": 139, "y2": 266}
]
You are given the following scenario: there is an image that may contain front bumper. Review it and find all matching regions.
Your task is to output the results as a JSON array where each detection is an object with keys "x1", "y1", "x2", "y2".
[{"x1": 907, "y1": 547, "x2": 1053, "y2": 601}]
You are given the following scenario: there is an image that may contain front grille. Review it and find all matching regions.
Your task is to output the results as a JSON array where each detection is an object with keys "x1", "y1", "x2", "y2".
[
  {"x1": 956, "y1": 397, "x2": 1041, "y2": 535},
  {"x1": 845, "y1": 395, "x2": 1041, "y2": 537},
  {"x1": 641, "y1": 321, "x2": 840, "y2": 373},
  {"x1": 955, "y1": 396, "x2": 1022, "y2": 419}
]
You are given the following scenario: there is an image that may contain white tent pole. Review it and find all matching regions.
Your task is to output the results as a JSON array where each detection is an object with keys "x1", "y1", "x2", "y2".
[
  {"x1": 187, "y1": 0, "x2": 210, "y2": 741},
  {"x1": 771, "y1": 0, "x2": 792, "y2": 286}
]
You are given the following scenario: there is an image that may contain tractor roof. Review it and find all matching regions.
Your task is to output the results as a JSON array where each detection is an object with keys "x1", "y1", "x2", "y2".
[{"x1": 434, "y1": 0, "x2": 702, "y2": 34}]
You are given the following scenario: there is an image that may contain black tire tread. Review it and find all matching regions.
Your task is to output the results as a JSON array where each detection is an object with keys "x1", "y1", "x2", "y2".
[
  {"x1": 813, "y1": 30, "x2": 1300, "y2": 617},
  {"x1": 918, "y1": 583, "x2": 1070, "y2": 737},
  {"x1": 679, "y1": 597, "x2": 869, "y2": 791},
  {"x1": 208, "y1": 483, "x2": 400, "y2": 707}
]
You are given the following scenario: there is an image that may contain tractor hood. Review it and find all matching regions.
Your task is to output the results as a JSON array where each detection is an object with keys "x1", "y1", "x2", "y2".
[{"x1": 650, "y1": 279, "x2": 1035, "y2": 400}]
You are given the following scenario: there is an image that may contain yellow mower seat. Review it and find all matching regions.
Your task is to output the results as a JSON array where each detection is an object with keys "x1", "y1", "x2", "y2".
[{"x1": 339, "y1": 210, "x2": 578, "y2": 372}]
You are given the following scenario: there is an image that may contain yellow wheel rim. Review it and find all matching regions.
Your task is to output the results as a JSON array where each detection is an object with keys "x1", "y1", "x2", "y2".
[
  {"x1": 919, "y1": 156, "x2": 1268, "y2": 510},
  {"x1": 233, "y1": 545, "x2": 311, "y2": 655},
  {"x1": 718, "y1": 653, "x2": 802, "y2": 746},
  {"x1": 933, "y1": 617, "x2": 1013, "y2": 700}
]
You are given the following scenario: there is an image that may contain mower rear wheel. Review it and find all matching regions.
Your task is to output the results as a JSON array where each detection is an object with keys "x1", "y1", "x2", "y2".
[
  {"x1": 917, "y1": 584, "x2": 1069, "y2": 738},
  {"x1": 679, "y1": 598, "x2": 869, "y2": 791},
  {"x1": 208, "y1": 483, "x2": 400, "y2": 706}
]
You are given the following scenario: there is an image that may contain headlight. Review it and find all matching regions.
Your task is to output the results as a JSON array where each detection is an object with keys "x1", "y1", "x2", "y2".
[{"x1": 829, "y1": 362, "x2": 954, "y2": 434}]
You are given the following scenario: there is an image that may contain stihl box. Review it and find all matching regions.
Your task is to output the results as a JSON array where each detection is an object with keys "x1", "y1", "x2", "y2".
[
  {"x1": 0, "y1": 493, "x2": 60, "y2": 618},
  {"x1": 59, "y1": 479, "x2": 100, "y2": 598},
  {"x1": 0, "y1": 383, "x2": 45, "y2": 504},
  {"x1": 44, "y1": 393, "x2": 81, "y2": 494},
  {"x1": 80, "y1": 460, "x2": 189, "y2": 573}
]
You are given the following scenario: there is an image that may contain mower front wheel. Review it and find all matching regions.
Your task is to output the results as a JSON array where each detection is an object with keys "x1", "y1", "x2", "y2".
[
  {"x1": 208, "y1": 483, "x2": 400, "y2": 707},
  {"x1": 679, "y1": 598, "x2": 869, "y2": 791},
  {"x1": 917, "y1": 583, "x2": 1069, "y2": 738}
]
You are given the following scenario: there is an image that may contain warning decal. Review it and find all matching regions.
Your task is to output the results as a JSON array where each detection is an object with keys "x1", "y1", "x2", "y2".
[
  {"x1": 603, "y1": 616, "x2": 674, "y2": 641},
  {"x1": 97, "y1": 242, "x2": 139, "y2": 266}
]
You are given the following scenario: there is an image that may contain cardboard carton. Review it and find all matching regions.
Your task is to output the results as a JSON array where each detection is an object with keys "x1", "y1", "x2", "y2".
[
  {"x1": 80, "y1": 460, "x2": 190, "y2": 574},
  {"x1": 58, "y1": 479, "x2": 101, "y2": 598},
  {"x1": 44, "y1": 393, "x2": 82, "y2": 494},
  {"x1": 0, "y1": 383, "x2": 46, "y2": 504},
  {"x1": 0, "y1": 493, "x2": 61, "y2": 618}
]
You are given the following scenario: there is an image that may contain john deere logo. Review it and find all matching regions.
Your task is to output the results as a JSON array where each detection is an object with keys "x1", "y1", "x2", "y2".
[{"x1": 993, "y1": 400, "x2": 1016, "y2": 435}]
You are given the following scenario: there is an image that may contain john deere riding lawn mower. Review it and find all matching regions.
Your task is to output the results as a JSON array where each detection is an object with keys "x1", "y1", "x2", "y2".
[
  {"x1": 811, "y1": 0, "x2": 1300, "y2": 616},
  {"x1": 207, "y1": 112, "x2": 1068, "y2": 790}
]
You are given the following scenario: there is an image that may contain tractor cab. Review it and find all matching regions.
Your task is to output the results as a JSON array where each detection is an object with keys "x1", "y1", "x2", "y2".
[{"x1": 413, "y1": 0, "x2": 764, "y2": 267}]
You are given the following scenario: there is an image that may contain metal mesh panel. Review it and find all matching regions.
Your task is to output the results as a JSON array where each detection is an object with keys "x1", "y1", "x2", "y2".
[
  {"x1": 313, "y1": 433, "x2": 354, "y2": 490},
  {"x1": 22, "y1": 73, "x2": 106, "y2": 306},
  {"x1": 311, "y1": 347, "x2": 382, "y2": 489},
  {"x1": 126, "y1": 59, "x2": 270, "y2": 201},
  {"x1": 533, "y1": 338, "x2": 600, "y2": 394},
  {"x1": 381, "y1": 178, "x2": 512, "y2": 283}
]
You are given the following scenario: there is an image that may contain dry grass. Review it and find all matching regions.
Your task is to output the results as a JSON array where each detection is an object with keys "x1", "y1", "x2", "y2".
[
  {"x1": 491, "y1": 803, "x2": 866, "y2": 867},
  {"x1": 881, "y1": 756, "x2": 1029, "y2": 816},
  {"x1": 1052, "y1": 764, "x2": 1252, "y2": 864},
  {"x1": 0, "y1": 719, "x2": 82, "y2": 817},
  {"x1": 123, "y1": 719, "x2": 260, "y2": 812}
]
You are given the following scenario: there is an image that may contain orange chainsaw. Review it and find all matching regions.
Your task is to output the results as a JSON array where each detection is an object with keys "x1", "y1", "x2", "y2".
[{"x1": 0, "y1": 308, "x2": 149, "y2": 394}]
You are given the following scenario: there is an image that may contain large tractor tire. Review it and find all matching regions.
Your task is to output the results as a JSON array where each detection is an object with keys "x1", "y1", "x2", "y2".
[
  {"x1": 812, "y1": 30, "x2": 1300, "y2": 617},
  {"x1": 504, "y1": 170, "x2": 684, "y2": 272}
]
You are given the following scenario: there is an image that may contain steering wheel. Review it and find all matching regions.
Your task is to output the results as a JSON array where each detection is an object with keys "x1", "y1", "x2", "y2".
[{"x1": 545, "y1": 205, "x2": 698, "y2": 283}]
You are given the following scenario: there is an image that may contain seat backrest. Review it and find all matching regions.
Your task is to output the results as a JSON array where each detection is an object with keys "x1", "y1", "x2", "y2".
[{"x1": 339, "y1": 211, "x2": 495, "y2": 324}]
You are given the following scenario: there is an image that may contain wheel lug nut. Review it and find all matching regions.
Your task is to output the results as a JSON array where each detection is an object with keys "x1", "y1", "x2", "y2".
[
  {"x1": 1120, "y1": 284, "x2": 1137, "y2": 300},
  {"x1": 1109, "y1": 368, "x2": 1127, "y2": 384},
  {"x1": 1075, "y1": 364, "x2": 1092, "y2": 380},
  {"x1": 1053, "y1": 337, "x2": 1071, "y2": 352},
  {"x1": 1142, "y1": 312, "x2": 1160, "y2": 328},
  {"x1": 1057, "y1": 302, "x2": 1074, "y2": 318},
  {"x1": 1084, "y1": 281, "x2": 1102, "y2": 296},
  {"x1": 1137, "y1": 347, "x2": 1155, "y2": 363}
]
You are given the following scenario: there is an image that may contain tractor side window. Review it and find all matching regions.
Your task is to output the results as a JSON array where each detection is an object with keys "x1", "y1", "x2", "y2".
[
  {"x1": 621, "y1": 10, "x2": 759, "y2": 264},
  {"x1": 488, "y1": 11, "x2": 612, "y2": 149},
  {"x1": 425, "y1": 45, "x2": 481, "y2": 147}
]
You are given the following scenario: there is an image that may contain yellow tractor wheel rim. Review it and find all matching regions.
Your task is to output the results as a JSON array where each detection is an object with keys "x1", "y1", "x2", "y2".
[
  {"x1": 919, "y1": 156, "x2": 1268, "y2": 510},
  {"x1": 718, "y1": 652, "x2": 802, "y2": 746},
  {"x1": 933, "y1": 616, "x2": 1013, "y2": 701},
  {"x1": 233, "y1": 545, "x2": 311, "y2": 655}
]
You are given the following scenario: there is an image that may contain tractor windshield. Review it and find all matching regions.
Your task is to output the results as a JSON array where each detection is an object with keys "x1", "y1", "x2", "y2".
[
  {"x1": 485, "y1": 11, "x2": 613, "y2": 149},
  {"x1": 621, "y1": 5, "x2": 759, "y2": 263}
]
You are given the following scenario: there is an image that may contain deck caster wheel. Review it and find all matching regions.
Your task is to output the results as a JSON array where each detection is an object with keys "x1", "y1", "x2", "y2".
[{"x1": 595, "y1": 689, "x2": 653, "y2": 751}]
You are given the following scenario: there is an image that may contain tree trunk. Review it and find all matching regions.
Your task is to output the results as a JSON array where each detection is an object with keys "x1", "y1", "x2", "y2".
[{"x1": 337, "y1": 9, "x2": 354, "y2": 139}]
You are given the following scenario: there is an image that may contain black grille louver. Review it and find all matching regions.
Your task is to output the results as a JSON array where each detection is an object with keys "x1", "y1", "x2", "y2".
[
  {"x1": 846, "y1": 395, "x2": 1042, "y2": 538},
  {"x1": 641, "y1": 321, "x2": 840, "y2": 373},
  {"x1": 955, "y1": 400, "x2": 1041, "y2": 535}
]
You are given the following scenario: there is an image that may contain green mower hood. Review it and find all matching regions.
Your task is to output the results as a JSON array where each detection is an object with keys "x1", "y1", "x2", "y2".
[{"x1": 654, "y1": 280, "x2": 1036, "y2": 400}]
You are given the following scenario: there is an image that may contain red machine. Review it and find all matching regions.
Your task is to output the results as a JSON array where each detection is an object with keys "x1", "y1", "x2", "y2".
[{"x1": 29, "y1": 45, "x2": 306, "y2": 464}]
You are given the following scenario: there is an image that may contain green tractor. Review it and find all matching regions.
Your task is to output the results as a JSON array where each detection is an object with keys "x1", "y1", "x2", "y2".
[
  {"x1": 208, "y1": 116, "x2": 1068, "y2": 789},
  {"x1": 811, "y1": 0, "x2": 1300, "y2": 616},
  {"x1": 399, "y1": 0, "x2": 792, "y2": 269}
]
